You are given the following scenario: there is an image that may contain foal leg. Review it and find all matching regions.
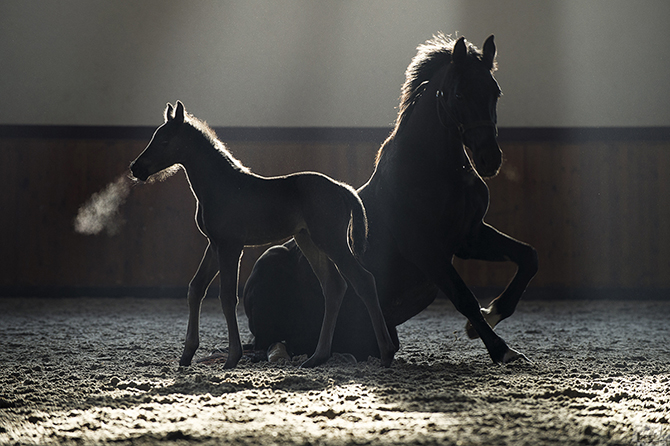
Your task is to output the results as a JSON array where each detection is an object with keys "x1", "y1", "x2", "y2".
[
  {"x1": 216, "y1": 246, "x2": 245, "y2": 369},
  {"x1": 180, "y1": 243, "x2": 219, "y2": 366},
  {"x1": 306, "y1": 226, "x2": 396, "y2": 367},
  {"x1": 322, "y1": 248, "x2": 396, "y2": 367},
  {"x1": 294, "y1": 231, "x2": 348, "y2": 368},
  {"x1": 461, "y1": 223, "x2": 538, "y2": 339}
]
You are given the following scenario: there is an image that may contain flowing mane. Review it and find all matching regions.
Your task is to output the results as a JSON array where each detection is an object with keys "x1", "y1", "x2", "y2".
[
  {"x1": 396, "y1": 34, "x2": 456, "y2": 131},
  {"x1": 376, "y1": 34, "x2": 495, "y2": 165}
]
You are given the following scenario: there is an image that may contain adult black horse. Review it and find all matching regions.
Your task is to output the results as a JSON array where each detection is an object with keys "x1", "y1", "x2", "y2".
[{"x1": 244, "y1": 34, "x2": 538, "y2": 364}]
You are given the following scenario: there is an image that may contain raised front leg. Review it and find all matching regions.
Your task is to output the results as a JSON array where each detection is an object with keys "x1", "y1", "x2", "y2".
[
  {"x1": 180, "y1": 243, "x2": 219, "y2": 366},
  {"x1": 406, "y1": 246, "x2": 526, "y2": 364},
  {"x1": 460, "y1": 223, "x2": 538, "y2": 339},
  {"x1": 443, "y1": 262, "x2": 527, "y2": 363}
]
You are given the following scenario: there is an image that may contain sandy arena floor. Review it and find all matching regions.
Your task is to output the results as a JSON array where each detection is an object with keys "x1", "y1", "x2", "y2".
[{"x1": 1, "y1": 296, "x2": 669, "y2": 445}]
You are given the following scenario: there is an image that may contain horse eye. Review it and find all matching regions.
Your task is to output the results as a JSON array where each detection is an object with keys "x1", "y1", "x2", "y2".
[{"x1": 454, "y1": 92, "x2": 464, "y2": 100}]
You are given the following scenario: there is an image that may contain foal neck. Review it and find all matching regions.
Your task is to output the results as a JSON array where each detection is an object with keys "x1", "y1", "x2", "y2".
[
  {"x1": 179, "y1": 123, "x2": 250, "y2": 199},
  {"x1": 182, "y1": 123, "x2": 247, "y2": 173}
]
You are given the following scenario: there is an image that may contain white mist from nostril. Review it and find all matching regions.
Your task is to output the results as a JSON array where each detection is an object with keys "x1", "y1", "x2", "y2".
[{"x1": 74, "y1": 175, "x2": 133, "y2": 236}]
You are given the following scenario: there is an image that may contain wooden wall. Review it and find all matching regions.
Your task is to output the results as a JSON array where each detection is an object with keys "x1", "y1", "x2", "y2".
[
  {"x1": 455, "y1": 138, "x2": 670, "y2": 297},
  {"x1": 1, "y1": 127, "x2": 669, "y2": 298}
]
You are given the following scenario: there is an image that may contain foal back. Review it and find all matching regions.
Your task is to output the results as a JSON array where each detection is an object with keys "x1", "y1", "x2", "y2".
[{"x1": 203, "y1": 172, "x2": 362, "y2": 252}]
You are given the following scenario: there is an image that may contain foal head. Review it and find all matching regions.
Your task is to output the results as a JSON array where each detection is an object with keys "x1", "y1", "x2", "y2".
[
  {"x1": 438, "y1": 36, "x2": 502, "y2": 177},
  {"x1": 130, "y1": 101, "x2": 189, "y2": 182}
]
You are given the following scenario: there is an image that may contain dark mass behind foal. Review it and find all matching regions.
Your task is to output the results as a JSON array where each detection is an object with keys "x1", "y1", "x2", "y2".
[
  {"x1": 244, "y1": 36, "x2": 538, "y2": 364},
  {"x1": 130, "y1": 101, "x2": 395, "y2": 369}
]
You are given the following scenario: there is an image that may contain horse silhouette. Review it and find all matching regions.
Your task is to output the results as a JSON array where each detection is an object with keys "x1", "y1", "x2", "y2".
[
  {"x1": 130, "y1": 101, "x2": 396, "y2": 369},
  {"x1": 244, "y1": 35, "x2": 538, "y2": 364}
]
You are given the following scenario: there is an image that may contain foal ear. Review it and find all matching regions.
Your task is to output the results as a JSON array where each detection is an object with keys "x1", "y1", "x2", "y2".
[
  {"x1": 165, "y1": 103, "x2": 174, "y2": 122},
  {"x1": 452, "y1": 37, "x2": 467, "y2": 64},
  {"x1": 174, "y1": 101, "x2": 185, "y2": 124},
  {"x1": 482, "y1": 35, "x2": 496, "y2": 70}
]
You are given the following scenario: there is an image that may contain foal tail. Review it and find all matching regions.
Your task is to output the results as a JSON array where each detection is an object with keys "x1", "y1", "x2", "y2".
[{"x1": 340, "y1": 184, "x2": 369, "y2": 259}]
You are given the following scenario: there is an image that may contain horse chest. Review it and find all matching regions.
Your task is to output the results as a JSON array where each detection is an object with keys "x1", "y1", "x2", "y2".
[
  {"x1": 373, "y1": 167, "x2": 489, "y2": 249},
  {"x1": 446, "y1": 175, "x2": 490, "y2": 232}
]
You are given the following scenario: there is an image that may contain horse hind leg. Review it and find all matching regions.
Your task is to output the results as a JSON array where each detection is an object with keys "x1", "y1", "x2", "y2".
[
  {"x1": 294, "y1": 231, "x2": 348, "y2": 368},
  {"x1": 180, "y1": 243, "x2": 219, "y2": 366}
]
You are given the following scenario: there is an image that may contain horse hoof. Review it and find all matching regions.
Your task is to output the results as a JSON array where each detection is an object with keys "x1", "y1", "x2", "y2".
[
  {"x1": 300, "y1": 354, "x2": 329, "y2": 369},
  {"x1": 502, "y1": 348, "x2": 531, "y2": 364},
  {"x1": 331, "y1": 353, "x2": 358, "y2": 364},
  {"x1": 267, "y1": 342, "x2": 291, "y2": 363}
]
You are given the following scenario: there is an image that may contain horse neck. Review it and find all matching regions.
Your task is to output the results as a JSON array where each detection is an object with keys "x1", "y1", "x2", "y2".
[{"x1": 374, "y1": 72, "x2": 469, "y2": 177}]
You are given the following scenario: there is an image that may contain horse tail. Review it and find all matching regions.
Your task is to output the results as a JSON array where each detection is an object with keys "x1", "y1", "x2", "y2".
[{"x1": 340, "y1": 184, "x2": 369, "y2": 259}]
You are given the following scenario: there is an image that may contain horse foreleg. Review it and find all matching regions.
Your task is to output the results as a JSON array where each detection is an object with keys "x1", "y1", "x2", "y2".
[
  {"x1": 294, "y1": 232, "x2": 347, "y2": 368},
  {"x1": 460, "y1": 223, "x2": 538, "y2": 339},
  {"x1": 217, "y1": 247, "x2": 244, "y2": 369},
  {"x1": 180, "y1": 243, "x2": 219, "y2": 366},
  {"x1": 426, "y1": 257, "x2": 527, "y2": 364}
]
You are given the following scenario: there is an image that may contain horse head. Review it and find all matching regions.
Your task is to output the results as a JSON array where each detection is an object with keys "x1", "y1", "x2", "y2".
[
  {"x1": 130, "y1": 101, "x2": 186, "y2": 181},
  {"x1": 438, "y1": 36, "x2": 502, "y2": 178}
]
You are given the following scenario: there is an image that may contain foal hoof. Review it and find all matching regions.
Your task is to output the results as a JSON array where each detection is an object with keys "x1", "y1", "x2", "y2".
[
  {"x1": 222, "y1": 358, "x2": 239, "y2": 369},
  {"x1": 380, "y1": 351, "x2": 395, "y2": 368},
  {"x1": 221, "y1": 350, "x2": 243, "y2": 369}
]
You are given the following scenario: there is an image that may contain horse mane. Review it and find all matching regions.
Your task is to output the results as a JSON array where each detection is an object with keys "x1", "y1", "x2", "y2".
[
  {"x1": 376, "y1": 34, "x2": 494, "y2": 165},
  {"x1": 183, "y1": 112, "x2": 251, "y2": 174}
]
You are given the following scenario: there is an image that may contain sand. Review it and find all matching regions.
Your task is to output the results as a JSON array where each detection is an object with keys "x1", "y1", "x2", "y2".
[{"x1": 1, "y1": 296, "x2": 669, "y2": 445}]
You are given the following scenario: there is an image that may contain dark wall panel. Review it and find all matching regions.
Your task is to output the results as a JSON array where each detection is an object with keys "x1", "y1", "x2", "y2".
[{"x1": 2, "y1": 127, "x2": 669, "y2": 297}]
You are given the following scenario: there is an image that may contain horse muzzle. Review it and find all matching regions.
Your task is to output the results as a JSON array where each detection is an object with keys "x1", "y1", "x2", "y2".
[{"x1": 473, "y1": 145, "x2": 502, "y2": 178}]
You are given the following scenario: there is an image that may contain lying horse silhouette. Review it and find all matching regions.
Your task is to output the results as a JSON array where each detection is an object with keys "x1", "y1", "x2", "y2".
[
  {"x1": 244, "y1": 35, "x2": 538, "y2": 363},
  {"x1": 130, "y1": 101, "x2": 395, "y2": 369}
]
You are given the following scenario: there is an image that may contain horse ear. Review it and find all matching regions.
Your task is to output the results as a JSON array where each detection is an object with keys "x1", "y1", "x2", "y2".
[
  {"x1": 165, "y1": 103, "x2": 174, "y2": 122},
  {"x1": 482, "y1": 35, "x2": 496, "y2": 70},
  {"x1": 452, "y1": 37, "x2": 467, "y2": 64},
  {"x1": 174, "y1": 101, "x2": 185, "y2": 124}
]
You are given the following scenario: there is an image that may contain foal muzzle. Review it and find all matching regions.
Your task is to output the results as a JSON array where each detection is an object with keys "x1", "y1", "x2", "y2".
[{"x1": 129, "y1": 161, "x2": 150, "y2": 182}]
